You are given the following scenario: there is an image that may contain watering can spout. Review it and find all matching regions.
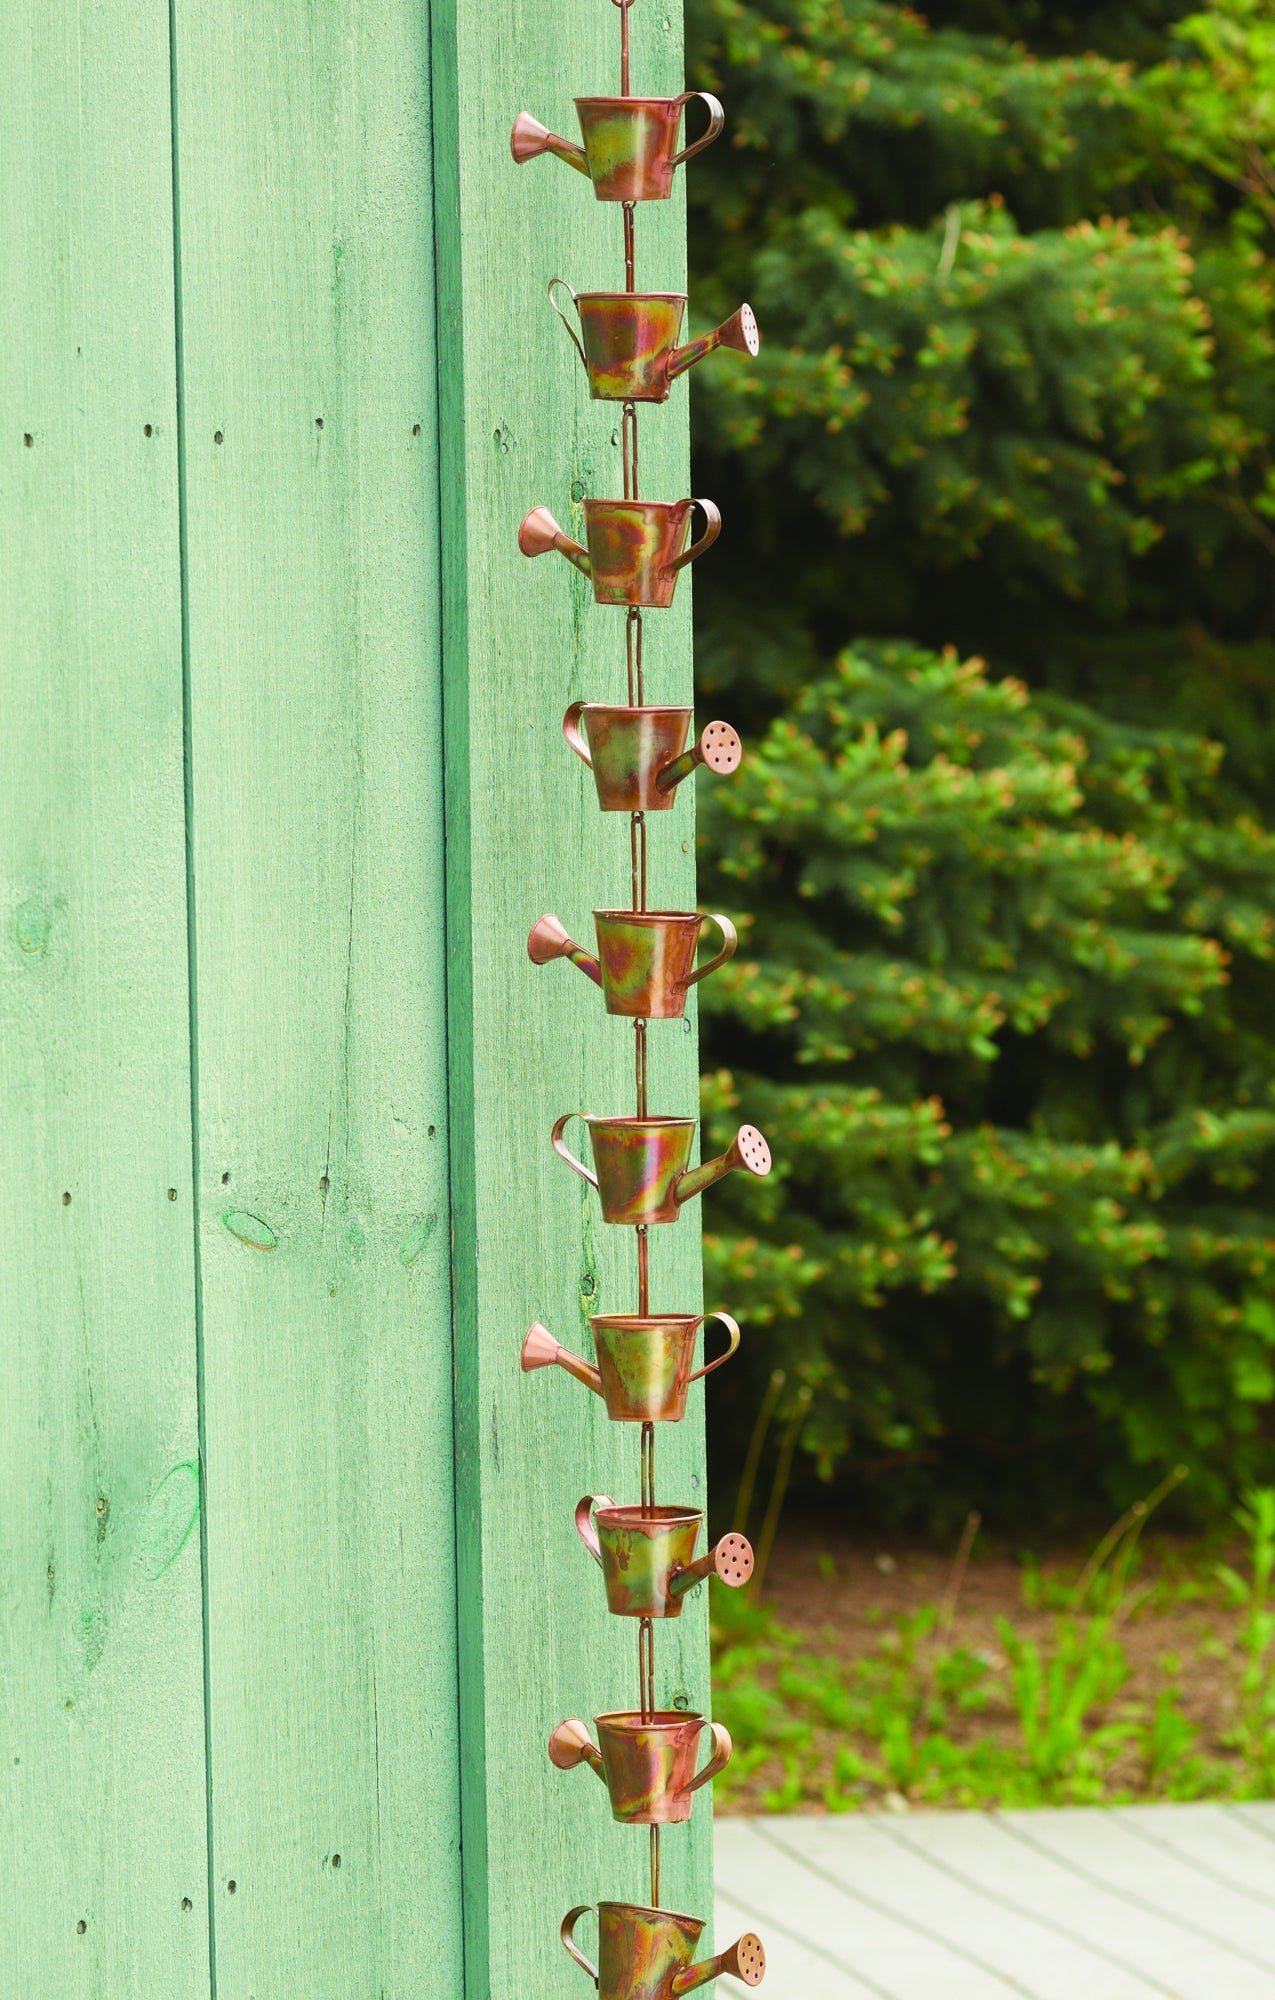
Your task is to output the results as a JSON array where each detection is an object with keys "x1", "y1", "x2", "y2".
[
  {"x1": 667, "y1": 302, "x2": 761, "y2": 382},
  {"x1": 674, "y1": 1124, "x2": 772, "y2": 1208},
  {"x1": 668, "y1": 1532, "x2": 754, "y2": 1601},
  {"x1": 528, "y1": 915, "x2": 603, "y2": 987},
  {"x1": 521, "y1": 1323, "x2": 604, "y2": 1399},
  {"x1": 672, "y1": 1934, "x2": 767, "y2": 1992},
  {"x1": 510, "y1": 111, "x2": 589, "y2": 176},
  {"x1": 656, "y1": 719, "x2": 743, "y2": 795},
  {"x1": 519, "y1": 506, "x2": 591, "y2": 578}
]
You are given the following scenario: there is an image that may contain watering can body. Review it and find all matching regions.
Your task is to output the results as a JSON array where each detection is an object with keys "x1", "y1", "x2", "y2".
[
  {"x1": 576, "y1": 1497, "x2": 754, "y2": 1617},
  {"x1": 548, "y1": 1709, "x2": 732, "y2": 1823},
  {"x1": 511, "y1": 94, "x2": 724, "y2": 202},
  {"x1": 549, "y1": 285, "x2": 760, "y2": 402},
  {"x1": 521, "y1": 1311, "x2": 741, "y2": 1423},
  {"x1": 563, "y1": 703, "x2": 741, "y2": 813},
  {"x1": 561, "y1": 1900, "x2": 766, "y2": 1996},
  {"x1": 520, "y1": 498, "x2": 719, "y2": 608},
  {"x1": 551, "y1": 1113, "x2": 771, "y2": 1226},
  {"x1": 528, "y1": 908, "x2": 737, "y2": 1019}
]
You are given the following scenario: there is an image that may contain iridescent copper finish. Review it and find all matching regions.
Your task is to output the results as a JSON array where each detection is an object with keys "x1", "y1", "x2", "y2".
[
  {"x1": 549, "y1": 284, "x2": 760, "y2": 402},
  {"x1": 548, "y1": 1710, "x2": 732, "y2": 1824},
  {"x1": 520, "y1": 498, "x2": 720, "y2": 608},
  {"x1": 576, "y1": 1497, "x2": 753, "y2": 1617},
  {"x1": 529, "y1": 909, "x2": 737, "y2": 1018},
  {"x1": 521, "y1": 1311, "x2": 741, "y2": 1422},
  {"x1": 561, "y1": 1901, "x2": 766, "y2": 1995},
  {"x1": 563, "y1": 704, "x2": 742, "y2": 813},
  {"x1": 551, "y1": 1113, "x2": 771, "y2": 1226},
  {"x1": 510, "y1": 94, "x2": 724, "y2": 202}
]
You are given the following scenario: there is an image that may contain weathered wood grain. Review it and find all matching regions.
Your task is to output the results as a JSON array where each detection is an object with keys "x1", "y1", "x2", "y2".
[
  {"x1": 171, "y1": 2, "x2": 462, "y2": 1992},
  {"x1": 433, "y1": 1, "x2": 715, "y2": 1993},
  {"x1": 0, "y1": 3, "x2": 211, "y2": 1995}
]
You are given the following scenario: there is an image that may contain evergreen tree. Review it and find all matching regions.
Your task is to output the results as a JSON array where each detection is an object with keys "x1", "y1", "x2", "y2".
[{"x1": 687, "y1": 0, "x2": 1275, "y2": 1525}]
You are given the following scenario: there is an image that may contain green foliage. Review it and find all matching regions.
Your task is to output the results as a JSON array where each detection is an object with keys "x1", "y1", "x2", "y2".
[
  {"x1": 711, "y1": 1497, "x2": 1274, "y2": 1808},
  {"x1": 687, "y1": 0, "x2": 1275, "y2": 1522}
]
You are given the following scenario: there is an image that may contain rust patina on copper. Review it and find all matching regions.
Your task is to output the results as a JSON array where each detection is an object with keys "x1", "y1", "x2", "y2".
[
  {"x1": 548, "y1": 283, "x2": 760, "y2": 402},
  {"x1": 520, "y1": 498, "x2": 720, "y2": 608},
  {"x1": 510, "y1": 93, "x2": 724, "y2": 202},
  {"x1": 551, "y1": 1112, "x2": 771, "y2": 1226},
  {"x1": 561, "y1": 1900, "x2": 766, "y2": 1995},
  {"x1": 528, "y1": 909, "x2": 737, "y2": 1018},
  {"x1": 548, "y1": 1710, "x2": 732, "y2": 1824},
  {"x1": 521, "y1": 1311, "x2": 741, "y2": 1423},
  {"x1": 575, "y1": 1497, "x2": 753, "y2": 1617},
  {"x1": 563, "y1": 704, "x2": 741, "y2": 813}
]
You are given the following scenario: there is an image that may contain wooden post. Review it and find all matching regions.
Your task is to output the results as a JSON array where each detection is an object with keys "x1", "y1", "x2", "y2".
[
  {"x1": 433, "y1": 2, "x2": 714, "y2": 1995},
  {"x1": 169, "y1": 2, "x2": 464, "y2": 1993},
  {"x1": 0, "y1": 5, "x2": 211, "y2": 1993}
]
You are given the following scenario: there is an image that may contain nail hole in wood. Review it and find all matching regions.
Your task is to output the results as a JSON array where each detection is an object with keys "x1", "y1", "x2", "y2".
[
  {"x1": 167, "y1": 1188, "x2": 177, "y2": 1201},
  {"x1": 144, "y1": 424, "x2": 153, "y2": 437},
  {"x1": 319, "y1": 1174, "x2": 329, "y2": 1193},
  {"x1": 412, "y1": 423, "x2": 421, "y2": 436},
  {"x1": 23, "y1": 433, "x2": 32, "y2": 447},
  {"x1": 214, "y1": 431, "x2": 223, "y2": 444},
  {"x1": 181, "y1": 1898, "x2": 192, "y2": 1912},
  {"x1": 315, "y1": 416, "x2": 323, "y2": 430},
  {"x1": 428, "y1": 1125, "x2": 436, "y2": 1139},
  {"x1": 221, "y1": 1171, "x2": 230, "y2": 1184},
  {"x1": 76, "y1": 1921, "x2": 86, "y2": 1934},
  {"x1": 227, "y1": 1880, "x2": 236, "y2": 1894},
  {"x1": 62, "y1": 1191, "x2": 71, "y2": 1206},
  {"x1": 332, "y1": 1854, "x2": 341, "y2": 1868}
]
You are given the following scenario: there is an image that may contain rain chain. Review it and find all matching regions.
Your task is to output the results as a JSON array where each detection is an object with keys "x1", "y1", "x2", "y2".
[{"x1": 514, "y1": 5, "x2": 771, "y2": 1993}]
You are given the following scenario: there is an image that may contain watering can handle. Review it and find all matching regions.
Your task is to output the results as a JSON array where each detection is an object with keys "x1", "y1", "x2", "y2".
[
  {"x1": 552, "y1": 1112, "x2": 599, "y2": 1190},
  {"x1": 574, "y1": 1494, "x2": 614, "y2": 1568},
  {"x1": 684, "y1": 913, "x2": 737, "y2": 989},
  {"x1": 669, "y1": 91, "x2": 725, "y2": 170},
  {"x1": 686, "y1": 1720, "x2": 732, "y2": 1794},
  {"x1": 548, "y1": 278, "x2": 587, "y2": 370},
  {"x1": 562, "y1": 703, "x2": 593, "y2": 770},
  {"x1": 664, "y1": 499, "x2": 721, "y2": 577},
  {"x1": 560, "y1": 1907, "x2": 601, "y2": 1987},
  {"x1": 686, "y1": 1311, "x2": 741, "y2": 1385}
]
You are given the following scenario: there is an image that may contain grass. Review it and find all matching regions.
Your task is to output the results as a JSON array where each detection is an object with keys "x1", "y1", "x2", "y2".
[{"x1": 710, "y1": 1481, "x2": 1275, "y2": 1814}]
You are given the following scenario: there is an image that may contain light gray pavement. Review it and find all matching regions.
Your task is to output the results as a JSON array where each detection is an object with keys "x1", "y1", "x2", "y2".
[{"x1": 716, "y1": 1803, "x2": 1275, "y2": 1998}]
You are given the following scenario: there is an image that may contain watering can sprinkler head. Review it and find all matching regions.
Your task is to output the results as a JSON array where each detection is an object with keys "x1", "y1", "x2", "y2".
[
  {"x1": 521, "y1": 1322, "x2": 604, "y2": 1398},
  {"x1": 673, "y1": 1934, "x2": 767, "y2": 1992},
  {"x1": 510, "y1": 111, "x2": 589, "y2": 174},
  {"x1": 666, "y1": 303, "x2": 761, "y2": 383},
  {"x1": 674, "y1": 1124, "x2": 772, "y2": 1207},
  {"x1": 655, "y1": 719, "x2": 742, "y2": 793},
  {"x1": 527, "y1": 915, "x2": 602, "y2": 985}
]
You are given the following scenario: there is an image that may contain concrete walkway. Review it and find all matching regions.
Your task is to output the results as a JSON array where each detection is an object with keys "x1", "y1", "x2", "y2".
[{"x1": 716, "y1": 1804, "x2": 1275, "y2": 1998}]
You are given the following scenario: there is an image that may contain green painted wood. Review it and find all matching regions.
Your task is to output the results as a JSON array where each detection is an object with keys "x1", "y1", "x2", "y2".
[
  {"x1": 169, "y1": 4, "x2": 462, "y2": 1993},
  {"x1": 0, "y1": 4, "x2": 212, "y2": 1996},
  {"x1": 433, "y1": 3, "x2": 715, "y2": 1994}
]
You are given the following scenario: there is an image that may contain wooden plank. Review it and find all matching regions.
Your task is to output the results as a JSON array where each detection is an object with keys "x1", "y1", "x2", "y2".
[
  {"x1": 169, "y1": 3, "x2": 462, "y2": 1993},
  {"x1": 715, "y1": 1882, "x2": 887, "y2": 2000},
  {"x1": 714, "y1": 1820, "x2": 1028, "y2": 1999},
  {"x1": 1013, "y1": 1806, "x2": 1275, "y2": 1966},
  {"x1": 0, "y1": 3, "x2": 212, "y2": 1996},
  {"x1": 433, "y1": 0, "x2": 715, "y2": 1991},
  {"x1": 1112, "y1": 1805, "x2": 1275, "y2": 1908}
]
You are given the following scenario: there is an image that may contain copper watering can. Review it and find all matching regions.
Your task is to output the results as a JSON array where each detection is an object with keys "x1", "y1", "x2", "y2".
[
  {"x1": 549, "y1": 1710, "x2": 731, "y2": 1824},
  {"x1": 552, "y1": 1113, "x2": 771, "y2": 1226},
  {"x1": 511, "y1": 93, "x2": 724, "y2": 203},
  {"x1": 563, "y1": 703, "x2": 741, "y2": 813},
  {"x1": 548, "y1": 282, "x2": 759, "y2": 403},
  {"x1": 529, "y1": 909, "x2": 737, "y2": 1019},
  {"x1": 521, "y1": 1310, "x2": 741, "y2": 1423},
  {"x1": 576, "y1": 1496, "x2": 753, "y2": 1617},
  {"x1": 561, "y1": 1900, "x2": 766, "y2": 1996},
  {"x1": 520, "y1": 498, "x2": 720, "y2": 609}
]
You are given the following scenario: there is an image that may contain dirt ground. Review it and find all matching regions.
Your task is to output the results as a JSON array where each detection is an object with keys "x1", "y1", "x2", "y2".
[{"x1": 718, "y1": 1522, "x2": 1253, "y2": 1811}]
